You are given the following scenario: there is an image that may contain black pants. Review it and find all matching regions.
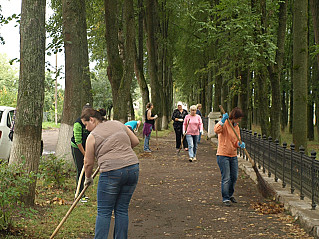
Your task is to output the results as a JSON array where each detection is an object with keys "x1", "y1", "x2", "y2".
[
  {"x1": 71, "y1": 146, "x2": 85, "y2": 195},
  {"x1": 174, "y1": 127, "x2": 188, "y2": 149}
]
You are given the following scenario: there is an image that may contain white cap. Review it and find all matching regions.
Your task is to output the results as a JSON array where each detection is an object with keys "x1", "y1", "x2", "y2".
[{"x1": 177, "y1": 101, "x2": 183, "y2": 106}]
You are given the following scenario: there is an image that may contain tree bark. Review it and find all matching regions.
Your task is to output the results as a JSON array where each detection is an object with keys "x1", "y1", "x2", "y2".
[
  {"x1": 9, "y1": 0, "x2": 46, "y2": 206},
  {"x1": 56, "y1": 0, "x2": 92, "y2": 161},
  {"x1": 145, "y1": 0, "x2": 163, "y2": 126},
  {"x1": 268, "y1": 0, "x2": 288, "y2": 142},
  {"x1": 292, "y1": 0, "x2": 308, "y2": 151},
  {"x1": 310, "y1": 0, "x2": 319, "y2": 68}
]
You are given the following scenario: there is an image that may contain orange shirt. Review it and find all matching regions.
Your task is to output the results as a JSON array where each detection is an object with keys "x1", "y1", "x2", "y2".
[{"x1": 214, "y1": 121, "x2": 241, "y2": 157}]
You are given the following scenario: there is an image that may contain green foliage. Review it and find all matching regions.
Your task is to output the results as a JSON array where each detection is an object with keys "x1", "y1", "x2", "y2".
[
  {"x1": 38, "y1": 154, "x2": 71, "y2": 189},
  {"x1": 0, "y1": 160, "x2": 36, "y2": 231}
]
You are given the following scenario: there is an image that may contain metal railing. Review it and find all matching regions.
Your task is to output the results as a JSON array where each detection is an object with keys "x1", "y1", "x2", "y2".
[{"x1": 240, "y1": 129, "x2": 318, "y2": 210}]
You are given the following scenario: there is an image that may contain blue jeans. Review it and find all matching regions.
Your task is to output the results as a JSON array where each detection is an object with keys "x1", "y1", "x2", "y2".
[
  {"x1": 144, "y1": 126, "x2": 152, "y2": 151},
  {"x1": 197, "y1": 132, "x2": 202, "y2": 143},
  {"x1": 217, "y1": 156, "x2": 238, "y2": 202},
  {"x1": 94, "y1": 163, "x2": 139, "y2": 239},
  {"x1": 186, "y1": 135, "x2": 199, "y2": 158}
]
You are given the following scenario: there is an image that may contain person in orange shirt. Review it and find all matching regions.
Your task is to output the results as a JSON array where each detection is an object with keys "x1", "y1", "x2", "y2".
[{"x1": 214, "y1": 107, "x2": 245, "y2": 206}]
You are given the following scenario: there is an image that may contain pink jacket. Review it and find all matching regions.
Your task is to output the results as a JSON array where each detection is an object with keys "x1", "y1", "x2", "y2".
[{"x1": 183, "y1": 114, "x2": 203, "y2": 135}]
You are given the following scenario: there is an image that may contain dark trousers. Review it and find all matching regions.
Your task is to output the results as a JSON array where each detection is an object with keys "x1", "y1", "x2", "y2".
[
  {"x1": 71, "y1": 146, "x2": 85, "y2": 195},
  {"x1": 174, "y1": 127, "x2": 188, "y2": 149}
]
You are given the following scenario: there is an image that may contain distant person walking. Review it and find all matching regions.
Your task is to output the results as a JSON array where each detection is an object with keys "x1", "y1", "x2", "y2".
[
  {"x1": 214, "y1": 107, "x2": 245, "y2": 207},
  {"x1": 125, "y1": 120, "x2": 141, "y2": 133},
  {"x1": 196, "y1": 103, "x2": 203, "y2": 143},
  {"x1": 71, "y1": 103, "x2": 91, "y2": 203},
  {"x1": 143, "y1": 102, "x2": 158, "y2": 153},
  {"x1": 81, "y1": 108, "x2": 140, "y2": 239},
  {"x1": 183, "y1": 105, "x2": 203, "y2": 162},
  {"x1": 172, "y1": 102, "x2": 188, "y2": 151}
]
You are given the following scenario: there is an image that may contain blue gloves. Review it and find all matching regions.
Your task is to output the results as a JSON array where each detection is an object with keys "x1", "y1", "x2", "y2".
[
  {"x1": 221, "y1": 113, "x2": 229, "y2": 124},
  {"x1": 238, "y1": 141, "x2": 245, "y2": 149}
]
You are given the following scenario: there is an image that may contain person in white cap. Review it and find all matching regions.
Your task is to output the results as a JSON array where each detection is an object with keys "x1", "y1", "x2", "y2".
[{"x1": 172, "y1": 102, "x2": 188, "y2": 151}]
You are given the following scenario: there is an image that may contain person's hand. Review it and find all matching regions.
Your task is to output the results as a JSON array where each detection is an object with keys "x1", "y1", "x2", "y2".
[
  {"x1": 200, "y1": 130, "x2": 203, "y2": 134},
  {"x1": 238, "y1": 141, "x2": 245, "y2": 149},
  {"x1": 154, "y1": 114, "x2": 158, "y2": 119},
  {"x1": 221, "y1": 113, "x2": 229, "y2": 123},
  {"x1": 183, "y1": 131, "x2": 186, "y2": 135},
  {"x1": 178, "y1": 118, "x2": 183, "y2": 122},
  {"x1": 84, "y1": 176, "x2": 93, "y2": 187}
]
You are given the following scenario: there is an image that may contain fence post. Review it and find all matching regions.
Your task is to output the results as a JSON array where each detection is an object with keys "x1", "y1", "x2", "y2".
[
  {"x1": 275, "y1": 139, "x2": 279, "y2": 182},
  {"x1": 311, "y1": 151, "x2": 317, "y2": 210},
  {"x1": 299, "y1": 146, "x2": 305, "y2": 200},
  {"x1": 268, "y1": 136, "x2": 272, "y2": 177},
  {"x1": 290, "y1": 143, "x2": 295, "y2": 194},
  {"x1": 253, "y1": 132, "x2": 257, "y2": 164},
  {"x1": 282, "y1": 142, "x2": 287, "y2": 188},
  {"x1": 262, "y1": 135, "x2": 267, "y2": 173},
  {"x1": 258, "y1": 134, "x2": 262, "y2": 169}
]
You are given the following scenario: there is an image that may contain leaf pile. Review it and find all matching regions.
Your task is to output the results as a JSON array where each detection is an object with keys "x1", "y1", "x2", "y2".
[{"x1": 252, "y1": 201, "x2": 285, "y2": 214}]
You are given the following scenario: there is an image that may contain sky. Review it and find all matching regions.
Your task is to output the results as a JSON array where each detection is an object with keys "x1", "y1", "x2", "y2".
[{"x1": 0, "y1": 0, "x2": 65, "y2": 87}]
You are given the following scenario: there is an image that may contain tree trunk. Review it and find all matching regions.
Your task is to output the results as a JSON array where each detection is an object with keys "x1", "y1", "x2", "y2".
[
  {"x1": 213, "y1": 74, "x2": 222, "y2": 111},
  {"x1": 310, "y1": 0, "x2": 319, "y2": 68},
  {"x1": 56, "y1": 0, "x2": 92, "y2": 161},
  {"x1": 9, "y1": 0, "x2": 46, "y2": 206},
  {"x1": 206, "y1": 69, "x2": 213, "y2": 114},
  {"x1": 239, "y1": 69, "x2": 250, "y2": 130},
  {"x1": 268, "y1": 0, "x2": 287, "y2": 142},
  {"x1": 145, "y1": 0, "x2": 163, "y2": 126},
  {"x1": 104, "y1": 0, "x2": 135, "y2": 122},
  {"x1": 292, "y1": 0, "x2": 308, "y2": 151},
  {"x1": 134, "y1": 0, "x2": 149, "y2": 123}
]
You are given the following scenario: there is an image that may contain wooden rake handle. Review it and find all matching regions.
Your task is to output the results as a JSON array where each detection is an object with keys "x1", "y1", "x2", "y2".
[
  {"x1": 218, "y1": 105, "x2": 255, "y2": 166},
  {"x1": 50, "y1": 166, "x2": 100, "y2": 239}
]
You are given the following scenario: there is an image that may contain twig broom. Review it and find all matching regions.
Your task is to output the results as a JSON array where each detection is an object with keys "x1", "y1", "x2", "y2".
[
  {"x1": 219, "y1": 105, "x2": 275, "y2": 198},
  {"x1": 177, "y1": 119, "x2": 190, "y2": 155}
]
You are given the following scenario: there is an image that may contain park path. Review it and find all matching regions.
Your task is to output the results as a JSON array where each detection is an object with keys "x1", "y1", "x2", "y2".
[{"x1": 126, "y1": 131, "x2": 313, "y2": 239}]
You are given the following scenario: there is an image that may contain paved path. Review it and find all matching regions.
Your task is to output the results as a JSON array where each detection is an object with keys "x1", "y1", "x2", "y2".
[{"x1": 127, "y1": 131, "x2": 314, "y2": 238}]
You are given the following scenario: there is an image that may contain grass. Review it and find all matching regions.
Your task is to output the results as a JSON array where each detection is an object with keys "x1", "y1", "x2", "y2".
[
  {"x1": 251, "y1": 124, "x2": 319, "y2": 156},
  {"x1": 42, "y1": 122, "x2": 60, "y2": 130}
]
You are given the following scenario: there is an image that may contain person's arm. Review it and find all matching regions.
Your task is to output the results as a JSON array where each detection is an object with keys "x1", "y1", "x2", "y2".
[
  {"x1": 73, "y1": 122, "x2": 85, "y2": 155},
  {"x1": 199, "y1": 116, "x2": 203, "y2": 133},
  {"x1": 84, "y1": 134, "x2": 95, "y2": 178},
  {"x1": 77, "y1": 143, "x2": 85, "y2": 156},
  {"x1": 147, "y1": 109, "x2": 158, "y2": 120},
  {"x1": 126, "y1": 126, "x2": 139, "y2": 148}
]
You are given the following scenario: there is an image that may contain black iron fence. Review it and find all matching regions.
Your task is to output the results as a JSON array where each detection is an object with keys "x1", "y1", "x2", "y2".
[{"x1": 240, "y1": 128, "x2": 319, "y2": 210}]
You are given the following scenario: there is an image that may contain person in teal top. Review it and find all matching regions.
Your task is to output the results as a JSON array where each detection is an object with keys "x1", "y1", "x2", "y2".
[
  {"x1": 124, "y1": 120, "x2": 141, "y2": 133},
  {"x1": 71, "y1": 104, "x2": 91, "y2": 202}
]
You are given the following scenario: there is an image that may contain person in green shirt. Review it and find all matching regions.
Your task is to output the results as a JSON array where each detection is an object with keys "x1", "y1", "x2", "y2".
[{"x1": 71, "y1": 104, "x2": 91, "y2": 202}]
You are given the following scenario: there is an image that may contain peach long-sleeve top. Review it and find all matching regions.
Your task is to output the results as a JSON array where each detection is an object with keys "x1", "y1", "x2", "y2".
[{"x1": 214, "y1": 120, "x2": 241, "y2": 157}]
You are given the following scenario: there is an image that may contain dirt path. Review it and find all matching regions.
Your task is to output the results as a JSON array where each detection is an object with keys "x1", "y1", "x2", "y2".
[{"x1": 127, "y1": 132, "x2": 313, "y2": 239}]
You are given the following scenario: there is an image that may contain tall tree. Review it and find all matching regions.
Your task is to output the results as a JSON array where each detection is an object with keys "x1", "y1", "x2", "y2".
[
  {"x1": 268, "y1": 0, "x2": 288, "y2": 142},
  {"x1": 104, "y1": 0, "x2": 135, "y2": 122},
  {"x1": 55, "y1": 0, "x2": 92, "y2": 160},
  {"x1": 9, "y1": 0, "x2": 46, "y2": 206},
  {"x1": 310, "y1": 0, "x2": 319, "y2": 68},
  {"x1": 292, "y1": 0, "x2": 308, "y2": 151}
]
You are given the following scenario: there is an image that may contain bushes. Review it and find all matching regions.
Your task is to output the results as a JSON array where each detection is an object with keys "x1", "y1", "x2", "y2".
[
  {"x1": 0, "y1": 161, "x2": 36, "y2": 231},
  {"x1": 38, "y1": 154, "x2": 72, "y2": 189}
]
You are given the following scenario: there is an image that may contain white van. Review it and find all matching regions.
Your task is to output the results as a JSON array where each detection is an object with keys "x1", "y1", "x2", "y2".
[{"x1": 0, "y1": 106, "x2": 15, "y2": 161}]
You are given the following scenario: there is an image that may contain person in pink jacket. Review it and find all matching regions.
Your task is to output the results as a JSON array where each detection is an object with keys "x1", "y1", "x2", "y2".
[
  {"x1": 214, "y1": 107, "x2": 245, "y2": 207},
  {"x1": 183, "y1": 105, "x2": 203, "y2": 162}
]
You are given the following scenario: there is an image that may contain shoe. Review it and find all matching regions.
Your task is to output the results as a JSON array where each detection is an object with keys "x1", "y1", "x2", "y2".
[
  {"x1": 80, "y1": 197, "x2": 88, "y2": 203},
  {"x1": 189, "y1": 157, "x2": 193, "y2": 162},
  {"x1": 230, "y1": 196, "x2": 237, "y2": 203},
  {"x1": 185, "y1": 148, "x2": 188, "y2": 151},
  {"x1": 144, "y1": 149, "x2": 152, "y2": 153},
  {"x1": 193, "y1": 157, "x2": 197, "y2": 161},
  {"x1": 223, "y1": 201, "x2": 231, "y2": 207}
]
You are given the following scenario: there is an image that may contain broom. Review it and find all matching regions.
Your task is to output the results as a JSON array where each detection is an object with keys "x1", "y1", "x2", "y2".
[
  {"x1": 219, "y1": 105, "x2": 275, "y2": 198},
  {"x1": 50, "y1": 166, "x2": 100, "y2": 239}
]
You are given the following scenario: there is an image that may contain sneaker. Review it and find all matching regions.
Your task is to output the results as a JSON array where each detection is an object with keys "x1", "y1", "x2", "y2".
[
  {"x1": 189, "y1": 157, "x2": 193, "y2": 162},
  {"x1": 230, "y1": 196, "x2": 237, "y2": 203},
  {"x1": 193, "y1": 157, "x2": 197, "y2": 161},
  {"x1": 80, "y1": 197, "x2": 88, "y2": 203},
  {"x1": 223, "y1": 201, "x2": 231, "y2": 207},
  {"x1": 144, "y1": 149, "x2": 152, "y2": 153}
]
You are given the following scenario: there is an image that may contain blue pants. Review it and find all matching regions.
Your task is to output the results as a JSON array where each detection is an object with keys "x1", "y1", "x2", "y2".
[
  {"x1": 186, "y1": 135, "x2": 199, "y2": 158},
  {"x1": 94, "y1": 164, "x2": 139, "y2": 239},
  {"x1": 217, "y1": 156, "x2": 238, "y2": 202}
]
